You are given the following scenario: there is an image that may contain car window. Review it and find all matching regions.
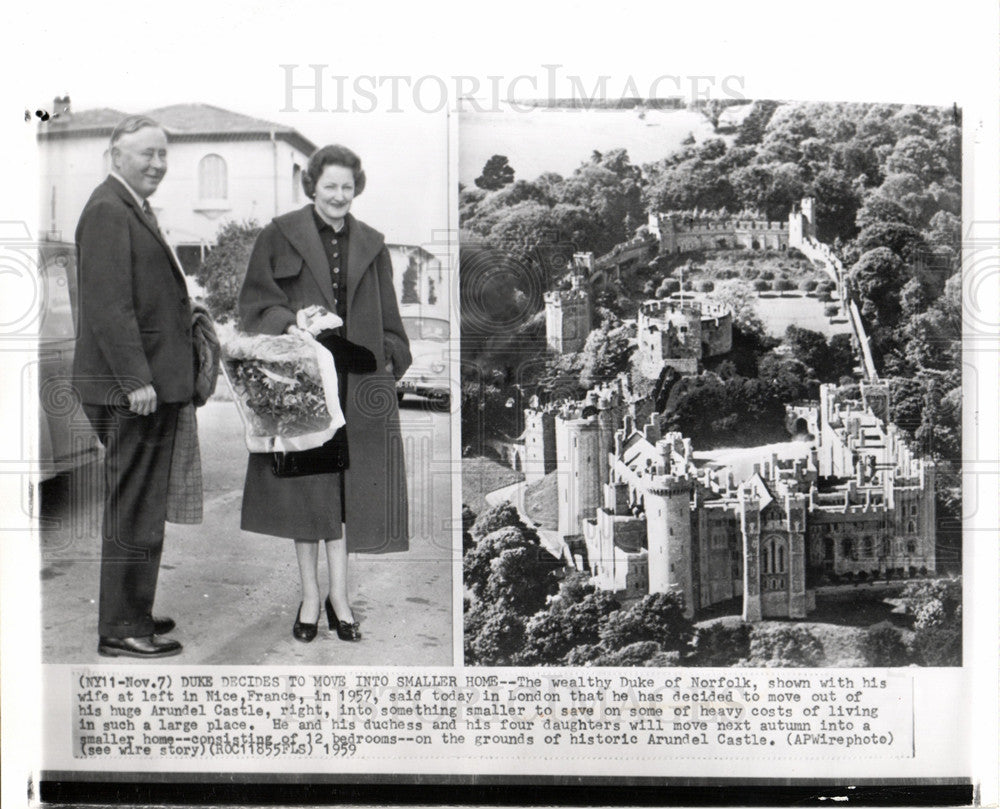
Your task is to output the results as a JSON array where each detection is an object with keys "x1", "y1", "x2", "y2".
[{"x1": 402, "y1": 317, "x2": 449, "y2": 341}]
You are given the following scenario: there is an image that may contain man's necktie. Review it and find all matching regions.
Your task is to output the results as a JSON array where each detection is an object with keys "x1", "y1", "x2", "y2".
[{"x1": 142, "y1": 199, "x2": 160, "y2": 231}]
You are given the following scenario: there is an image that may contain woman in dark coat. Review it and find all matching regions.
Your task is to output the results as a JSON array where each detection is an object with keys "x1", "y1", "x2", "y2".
[{"x1": 238, "y1": 144, "x2": 411, "y2": 642}]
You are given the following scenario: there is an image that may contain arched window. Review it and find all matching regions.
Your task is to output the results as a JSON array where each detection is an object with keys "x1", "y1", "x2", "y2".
[
  {"x1": 841, "y1": 537, "x2": 854, "y2": 560},
  {"x1": 198, "y1": 154, "x2": 227, "y2": 200},
  {"x1": 763, "y1": 536, "x2": 786, "y2": 574},
  {"x1": 861, "y1": 537, "x2": 874, "y2": 557}
]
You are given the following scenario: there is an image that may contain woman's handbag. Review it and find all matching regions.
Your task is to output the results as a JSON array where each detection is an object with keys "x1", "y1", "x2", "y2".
[{"x1": 271, "y1": 330, "x2": 377, "y2": 477}]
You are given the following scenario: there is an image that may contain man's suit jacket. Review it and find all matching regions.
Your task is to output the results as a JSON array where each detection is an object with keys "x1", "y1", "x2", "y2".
[{"x1": 73, "y1": 176, "x2": 194, "y2": 405}]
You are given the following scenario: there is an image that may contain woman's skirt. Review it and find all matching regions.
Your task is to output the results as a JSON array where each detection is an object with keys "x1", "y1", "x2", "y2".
[{"x1": 240, "y1": 453, "x2": 344, "y2": 540}]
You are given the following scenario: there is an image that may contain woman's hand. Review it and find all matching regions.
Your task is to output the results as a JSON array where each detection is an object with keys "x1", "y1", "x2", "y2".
[{"x1": 286, "y1": 324, "x2": 308, "y2": 339}]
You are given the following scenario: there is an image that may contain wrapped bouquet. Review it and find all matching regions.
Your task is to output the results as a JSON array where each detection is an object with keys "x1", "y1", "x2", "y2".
[{"x1": 220, "y1": 316, "x2": 346, "y2": 453}]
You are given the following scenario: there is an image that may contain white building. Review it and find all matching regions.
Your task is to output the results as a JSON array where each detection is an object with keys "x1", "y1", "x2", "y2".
[{"x1": 37, "y1": 96, "x2": 316, "y2": 272}]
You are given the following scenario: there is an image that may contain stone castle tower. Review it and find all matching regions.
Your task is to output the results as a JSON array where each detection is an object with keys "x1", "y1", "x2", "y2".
[
  {"x1": 522, "y1": 408, "x2": 556, "y2": 484},
  {"x1": 787, "y1": 196, "x2": 816, "y2": 249},
  {"x1": 554, "y1": 388, "x2": 621, "y2": 537},
  {"x1": 545, "y1": 272, "x2": 592, "y2": 354},
  {"x1": 644, "y1": 476, "x2": 696, "y2": 617}
]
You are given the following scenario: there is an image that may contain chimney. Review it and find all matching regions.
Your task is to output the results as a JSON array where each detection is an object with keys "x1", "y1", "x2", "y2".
[{"x1": 53, "y1": 95, "x2": 71, "y2": 118}]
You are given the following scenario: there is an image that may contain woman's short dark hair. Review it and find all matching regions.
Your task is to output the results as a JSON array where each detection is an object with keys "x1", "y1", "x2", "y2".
[{"x1": 302, "y1": 144, "x2": 366, "y2": 199}]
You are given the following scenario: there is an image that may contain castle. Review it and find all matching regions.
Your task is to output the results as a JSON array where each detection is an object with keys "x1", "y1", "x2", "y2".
[
  {"x1": 544, "y1": 199, "x2": 818, "y2": 355},
  {"x1": 636, "y1": 298, "x2": 733, "y2": 376},
  {"x1": 543, "y1": 381, "x2": 937, "y2": 621},
  {"x1": 543, "y1": 267, "x2": 592, "y2": 354},
  {"x1": 647, "y1": 208, "x2": 795, "y2": 254},
  {"x1": 512, "y1": 195, "x2": 934, "y2": 621}
]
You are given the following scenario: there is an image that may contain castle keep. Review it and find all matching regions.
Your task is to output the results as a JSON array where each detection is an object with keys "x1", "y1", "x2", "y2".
[
  {"x1": 636, "y1": 299, "x2": 733, "y2": 376},
  {"x1": 566, "y1": 382, "x2": 936, "y2": 620},
  {"x1": 544, "y1": 270, "x2": 592, "y2": 354}
]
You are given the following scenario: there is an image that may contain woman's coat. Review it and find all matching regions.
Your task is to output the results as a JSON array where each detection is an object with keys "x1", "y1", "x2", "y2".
[{"x1": 238, "y1": 205, "x2": 411, "y2": 552}]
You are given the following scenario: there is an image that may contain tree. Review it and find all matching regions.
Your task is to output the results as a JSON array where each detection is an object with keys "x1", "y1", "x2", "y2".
[
  {"x1": 784, "y1": 326, "x2": 829, "y2": 376},
  {"x1": 709, "y1": 280, "x2": 767, "y2": 339},
  {"x1": 855, "y1": 197, "x2": 912, "y2": 230},
  {"x1": 474, "y1": 155, "x2": 515, "y2": 190},
  {"x1": 578, "y1": 322, "x2": 634, "y2": 389},
  {"x1": 463, "y1": 525, "x2": 529, "y2": 598},
  {"x1": 554, "y1": 159, "x2": 644, "y2": 251},
  {"x1": 517, "y1": 574, "x2": 621, "y2": 665},
  {"x1": 471, "y1": 502, "x2": 525, "y2": 541},
  {"x1": 757, "y1": 354, "x2": 814, "y2": 401},
  {"x1": 904, "y1": 308, "x2": 960, "y2": 371},
  {"x1": 643, "y1": 144, "x2": 738, "y2": 213},
  {"x1": 885, "y1": 135, "x2": 948, "y2": 181},
  {"x1": 861, "y1": 625, "x2": 909, "y2": 666},
  {"x1": 925, "y1": 210, "x2": 961, "y2": 252},
  {"x1": 848, "y1": 247, "x2": 905, "y2": 329},
  {"x1": 808, "y1": 168, "x2": 860, "y2": 242},
  {"x1": 856, "y1": 221, "x2": 926, "y2": 263},
  {"x1": 899, "y1": 577, "x2": 962, "y2": 666},
  {"x1": 735, "y1": 100, "x2": 780, "y2": 146},
  {"x1": 196, "y1": 219, "x2": 262, "y2": 322},
  {"x1": 598, "y1": 592, "x2": 694, "y2": 654},
  {"x1": 874, "y1": 172, "x2": 938, "y2": 227},
  {"x1": 746, "y1": 626, "x2": 824, "y2": 666},
  {"x1": 691, "y1": 621, "x2": 751, "y2": 666},
  {"x1": 656, "y1": 278, "x2": 681, "y2": 298},
  {"x1": 465, "y1": 601, "x2": 527, "y2": 665},
  {"x1": 699, "y1": 99, "x2": 730, "y2": 131},
  {"x1": 483, "y1": 545, "x2": 561, "y2": 616}
]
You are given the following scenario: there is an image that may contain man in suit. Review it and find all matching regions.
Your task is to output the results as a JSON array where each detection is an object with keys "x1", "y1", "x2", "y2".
[{"x1": 74, "y1": 115, "x2": 194, "y2": 657}]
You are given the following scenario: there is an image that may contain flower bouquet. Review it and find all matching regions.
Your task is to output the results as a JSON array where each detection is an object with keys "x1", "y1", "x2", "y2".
[{"x1": 220, "y1": 318, "x2": 345, "y2": 453}]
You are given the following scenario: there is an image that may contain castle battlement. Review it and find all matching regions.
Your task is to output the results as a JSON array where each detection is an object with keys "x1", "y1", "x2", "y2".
[
  {"x1": 637, "y1": 298, "x2": 731, "y2": 323},
  {"x1": 544, "y1": 288, "x2": 590, "y2": 305},
  {"x1": 648, "y1": 206, "x2": 796, "y2": 255},
  {"x1": 545, "y1": 272, "x2": 592, "y2": 354},
  {"x1": 636, "y1": 297, "x2": 733, "y2": 377}
]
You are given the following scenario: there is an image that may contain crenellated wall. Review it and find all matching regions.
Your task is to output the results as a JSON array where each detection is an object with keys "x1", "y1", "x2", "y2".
[{"x1": 648, "y1": 211, "x2": 790, "y2": 254}]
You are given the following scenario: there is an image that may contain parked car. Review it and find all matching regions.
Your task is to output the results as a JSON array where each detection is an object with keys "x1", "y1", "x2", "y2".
[
  {"x1": 396, "y1": 305, "x2": 451, "y2": 404},
  {"x1": 37, "y1": 240, "x2": 101, "y2": 481}
]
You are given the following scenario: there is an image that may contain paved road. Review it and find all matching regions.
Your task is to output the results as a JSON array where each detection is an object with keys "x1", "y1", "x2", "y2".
[
  {"x1": 39, "y1": 397, "x2": 454, "y2": 666},
  {"x1": 483, "y1": 478, "x2": 567, "y2": 561}
]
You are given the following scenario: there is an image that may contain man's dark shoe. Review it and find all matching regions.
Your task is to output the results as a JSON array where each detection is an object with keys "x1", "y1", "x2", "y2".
[
  {"x1": 152, "y1": 616, "x2": 176, "y2": 634},
  {"x1": 98, "y1": 635, "x2": 183, "y2": 658}
]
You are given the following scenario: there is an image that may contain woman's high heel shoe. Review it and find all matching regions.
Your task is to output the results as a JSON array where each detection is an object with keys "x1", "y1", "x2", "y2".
[
  {"x1": 325, "y1": 596, "x2": 361, "y2": 641},
  {"x1": 292, "y1": 603, "x2": 318, "y2": 643}
]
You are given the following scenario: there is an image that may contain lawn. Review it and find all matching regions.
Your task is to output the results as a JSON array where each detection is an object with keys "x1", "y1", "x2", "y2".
[
  {"x1": 693, "y1": 583, "x2": 918, "y2": 667},
  {"x1": 523, "y1": 471, "x2": 559, "y2": 530},
  {"x1": 461, "y1": 455, "x2": 524, "y2": 516}
]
